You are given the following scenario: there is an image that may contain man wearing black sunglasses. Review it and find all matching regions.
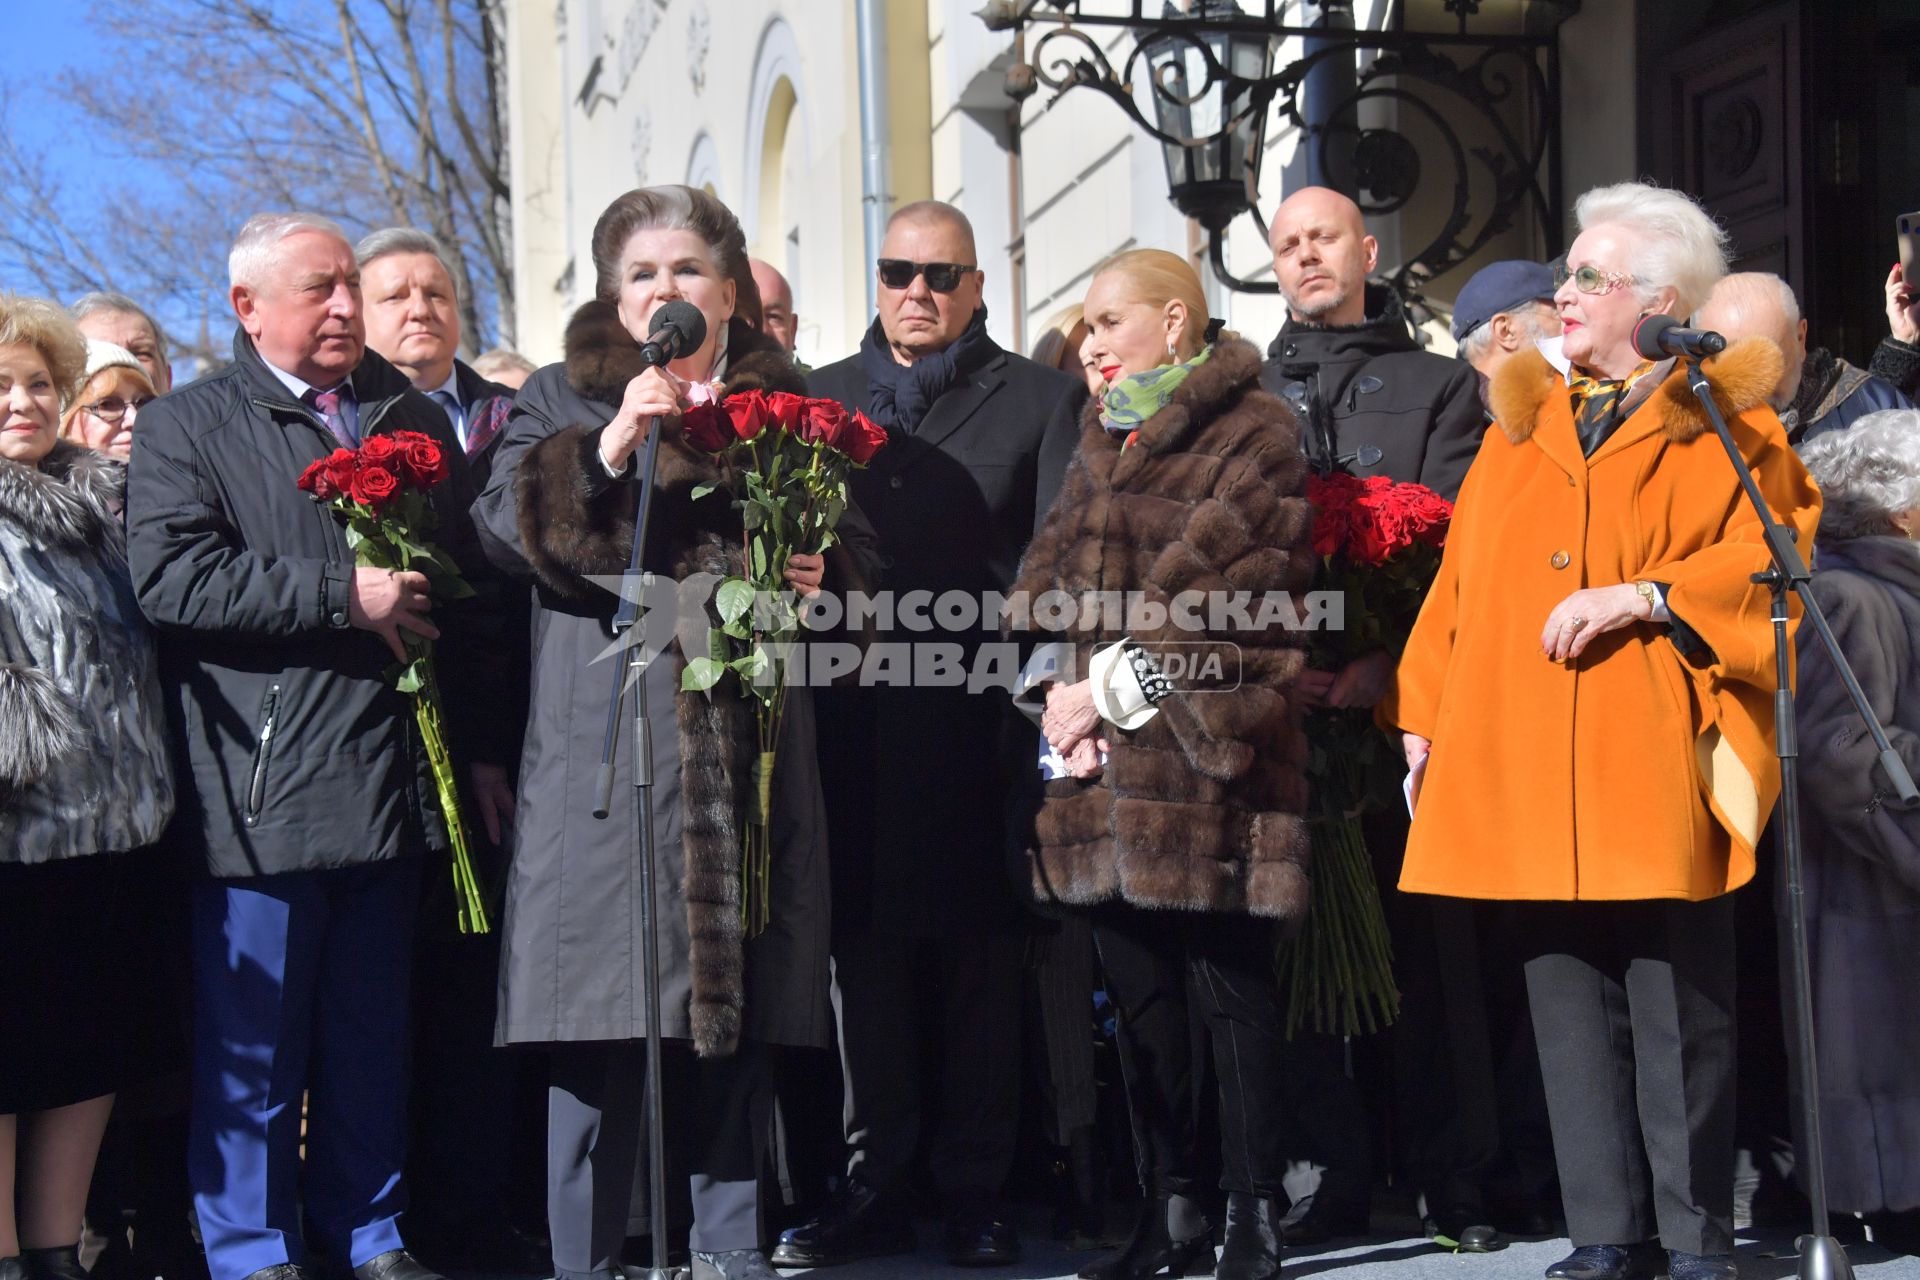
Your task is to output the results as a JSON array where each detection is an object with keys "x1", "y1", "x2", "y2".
[{"x1": 787, "y1": 201, "x2": 1085, "y2": 1271}]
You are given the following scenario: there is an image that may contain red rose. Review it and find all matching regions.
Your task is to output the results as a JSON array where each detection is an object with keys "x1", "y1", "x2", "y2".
[
  {"x1": 397, "y1": 434, "x2": 448, "y2": 488},
  {"x1": 763, "y1": 392, "x2": 807, "y2": 435},
  {"x1": 350, "y1": 462, "x2": 400, "y2": 510},
  {"x1": 681, "y1": 403, "x2": 734, "y2": 453},
  {"x1": 843, "y1": 410, "x2": 888, "y2": 465},
  {"x1": 723, "y1": 391, "x2": 772, "y2": 442},
  {"x1": 297, "y1": 447, "x2": 356, "y2": 500},
  {"x1": 358, "y1": 434, "x2": 402, "y2": 472},
  {"x1": 797, "y1": 398, "x2": 850, "y2": 450}
]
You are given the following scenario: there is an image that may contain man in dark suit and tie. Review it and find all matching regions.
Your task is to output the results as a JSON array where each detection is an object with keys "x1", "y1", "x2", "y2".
[
  {"x1": 774, "y1": 201, "x2": 1084, "y2": 1269},
  {"x1": 356, "y1": 228, "x2": 538, "y2": 1272}
]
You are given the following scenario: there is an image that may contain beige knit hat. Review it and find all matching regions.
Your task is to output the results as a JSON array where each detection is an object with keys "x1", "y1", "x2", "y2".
[{"x1": 82, "y1": 339, "x2": 152, "y2": 386}]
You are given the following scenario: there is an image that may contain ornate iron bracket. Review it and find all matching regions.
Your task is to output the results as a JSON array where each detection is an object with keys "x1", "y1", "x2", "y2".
[{"x1": 988, "y1": 0, "x2": 1570, "y2": 302}]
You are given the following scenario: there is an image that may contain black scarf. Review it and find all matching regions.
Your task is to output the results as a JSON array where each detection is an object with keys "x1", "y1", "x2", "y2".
[{"x1": 858, "y1": 306, "x2": 997, "y2": 432}]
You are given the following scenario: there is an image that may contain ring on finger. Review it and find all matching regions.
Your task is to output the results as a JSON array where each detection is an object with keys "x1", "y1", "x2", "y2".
[{"x1": 1567, "y1": 616, "x2": 1588, "y2": 632}]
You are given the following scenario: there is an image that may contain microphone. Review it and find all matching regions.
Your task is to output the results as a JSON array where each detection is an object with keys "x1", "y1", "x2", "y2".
[
  {"x1": 1632, "y1": 313, "x2": 1726, "y2": 361},
  {"x1": 638, "y1": 300, "x2": 708, "y2": 366}
]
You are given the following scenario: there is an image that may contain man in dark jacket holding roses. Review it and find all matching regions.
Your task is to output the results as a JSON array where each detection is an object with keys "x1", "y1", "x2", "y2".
[{"x1": 124, "y1": 212, "x2": 511, "y2": 1280}]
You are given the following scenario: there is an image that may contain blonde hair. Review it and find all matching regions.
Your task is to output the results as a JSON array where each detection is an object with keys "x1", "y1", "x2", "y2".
[
  {"x1": 0, "y1": 293, "x2": 89, "y2": 407},
  {"x1": 1091, "y1": 249, "x2": 1216, "y2": 358},
  {"x1": 1029, "y1": 303, "x2": 1088, "y2": 374},
  {"x1": 60, "y1": 364, "x2": 157, "y2": 444}
]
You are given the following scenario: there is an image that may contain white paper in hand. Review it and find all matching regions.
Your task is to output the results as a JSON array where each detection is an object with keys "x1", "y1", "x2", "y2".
[{"x1": 1403, "y1": 750, "x2": 1429, "y2": 818}]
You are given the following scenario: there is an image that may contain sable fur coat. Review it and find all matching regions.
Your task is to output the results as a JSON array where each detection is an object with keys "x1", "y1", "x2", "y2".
[
  {"x1": 472, "y1": 304, "x2": 875, "y2": 1057},
  {"x1": 1011, "y1": 338, "x2": 1317, "y2": 919},
  {"x1": 1380, "y1": 339, "x2": 1822, "y2": 901},
  {"x1": 0, "y1": 443, "x2": 173, "y2": 860}
]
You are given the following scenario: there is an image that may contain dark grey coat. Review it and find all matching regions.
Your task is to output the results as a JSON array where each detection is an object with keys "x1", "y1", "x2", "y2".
[
  {"x1": 0, "y1": 444, "x2": 173, "y2": 860},
  {"x1": 472, "y1": 306, "x2": 877, "y2": 1055},
  {"x1": 1789, "y1": 535, "x2": 1920, "y2": 1213}
]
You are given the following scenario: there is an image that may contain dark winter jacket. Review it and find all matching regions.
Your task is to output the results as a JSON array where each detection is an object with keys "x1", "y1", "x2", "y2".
[
  {"x1": 125, "y1": 329, "x2": 507, "y2": 879},
  {"x1": 0, "y1": 444, "x2": 174, "y2": 861},
  {"x1": 472, "y1": 304, "x2": 879, "y2": 1057},
  {"x1": 807, "y1": 334, "x2": 1085, "y2": 937},
  {"x1": 1784, "y1": 348, "x2": 1911, "y2": 446},
  {"x1": 1011, "y1": 338, "x2": 1317, "y2": 919},
  {"x1": 449, "y1": 357, "x2": 518, "y2": 494},
  {"x1": 1867, "y1": 335, "x2": 1920, "y2": 403},
  {"x1": 1260, "y1": 284, "x2": 1485, "y2": 498},
  {"x1": 1788, "y1": 534, "x2": 1920, "y2": 1212}
]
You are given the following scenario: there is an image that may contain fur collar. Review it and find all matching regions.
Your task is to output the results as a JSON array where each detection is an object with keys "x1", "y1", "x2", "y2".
[
  {"x1": 0, "y1": 442, "x2": 126, "y2": 549},
  {"x1": 1490, "y1": 336, "x2": 1784, "y2": 446},
  {"x1": 563, "y1": 300, "x2": 806, "y2": 405},
  {"x1": 1115, "y1": 337, "x2": 1269, "y2": 457}
]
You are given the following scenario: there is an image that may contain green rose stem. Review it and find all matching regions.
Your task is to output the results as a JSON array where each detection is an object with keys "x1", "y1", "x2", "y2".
[{"x1": 409, "y1": 637, "x2": 490, "y2": 935}]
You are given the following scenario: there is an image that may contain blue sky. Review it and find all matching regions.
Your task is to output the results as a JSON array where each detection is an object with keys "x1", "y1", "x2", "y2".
[{"x1": 12, "y1": 10, "x2": 92, "y2": 177}]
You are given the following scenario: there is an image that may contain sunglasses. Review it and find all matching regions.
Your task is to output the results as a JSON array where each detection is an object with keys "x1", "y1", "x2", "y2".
[
  {"x1": 1553, "y1": 262, "x2": 1635, "y2": 296},
  {"x1": 876, "y1": 259, "x2": 977, "y2": 293}
]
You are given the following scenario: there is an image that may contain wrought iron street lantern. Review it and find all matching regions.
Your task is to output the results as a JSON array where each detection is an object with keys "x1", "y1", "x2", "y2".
[
  {"x1": 1138, "y1": 0, "x2": 1275, "y2": 234},
  {"x1": 981, "y1": 0, "x2": 1580, "y2": 299}
]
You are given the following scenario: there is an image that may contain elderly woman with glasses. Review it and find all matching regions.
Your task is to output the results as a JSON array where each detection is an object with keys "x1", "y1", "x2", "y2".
[
  {"x1": 59, "y1": 341, "x2": 157, "y2": 461},
  {"x1": 1783, "y1": 412, "x2": 1920, "y2": 1256},
  {"x1": 1379, "y1": 182, "x2": 1821, "y2": 1280}
]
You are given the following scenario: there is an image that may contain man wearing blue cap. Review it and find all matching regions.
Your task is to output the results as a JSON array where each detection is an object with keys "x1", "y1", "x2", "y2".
[{"x1": 1451, "y1": 259, "x2": 1561, "y2": 414}]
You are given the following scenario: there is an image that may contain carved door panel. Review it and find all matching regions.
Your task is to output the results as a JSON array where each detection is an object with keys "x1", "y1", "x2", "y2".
[{"x1": 1653, "y1": 4, "x2": 1801, "y2": 300}]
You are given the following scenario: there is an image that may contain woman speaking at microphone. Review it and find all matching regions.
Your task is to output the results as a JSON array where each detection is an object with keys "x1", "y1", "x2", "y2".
[
  {"x1": 473, "y1": 186, "x2": 876, "y2": 1280},
  {"x1": 1379, "y1": 182, "x2": 1820, "y2": 1280}
]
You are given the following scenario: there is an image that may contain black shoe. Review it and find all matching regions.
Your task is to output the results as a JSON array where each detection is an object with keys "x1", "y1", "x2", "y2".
[
  {"x1": 770, "y1": 1182, "x2": 914, "y2": 1268},
  {"x1": 1214, "y1": 1194, "x2": 1280, "y2": 1280},
  {"x1": 350, "y1": 1252, "x2": 443, "y2": 1280},
  {"x1": 944, "y1": 1209, "x2": 1019, "y2": 1268},
  {"x1": 1543, "y1": 1244, "x2": 1664, "y2": 1280},
  {"x1": 238, "y1": 1268, "x2": 313, "y2": 1280},
  {"x1": 19, "y1": 1248, "x2": 87, "y2": 1280},
  {"x1": 1425, "y1": 1206, "x2": 1507, "y2": 1254},
  {"x1": 2, "y1": 1258, "x2": 28, "y2": 1280},
  {"x1": 1078, "y1": 1197, "x2": 1216, "y2": 1280},
  {"x1": 1666, "y1": 1251, "x2": 1737, "y2": 1280},
  {"x1": 1869, "y1": 1208, "x2": 1920, "y2": 1255},
  {"x1": 1276, "y1": 1193, "x2": 1368, "y2": 1246},
  {"x1": 691, "y1": 1251, "x2": 781, "y2": 1280}
]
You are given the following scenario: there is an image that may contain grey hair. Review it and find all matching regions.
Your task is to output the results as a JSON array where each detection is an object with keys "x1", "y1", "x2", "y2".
[
  {"x1": 355, "y1": 227, "x2": 462, "y2": 300},
  {"x1": 1457, "y1": 298, "x2": 1558, "y2": 365},
  {"x1": 228, "y1": 212, "x2": 351, "y2": 290},
  {"x1": 1575, "y1": 182, "x2": 1730, "y2": 318},
  {"x1": 472, "y1": 347, "x2": 537, "y2": 379},
  {"x1": 1798, "y1": 409, "x2": 1920, "y2": 541},
  {"x1": 69, "y1": 291, "x2": 168, "y2": 360}
]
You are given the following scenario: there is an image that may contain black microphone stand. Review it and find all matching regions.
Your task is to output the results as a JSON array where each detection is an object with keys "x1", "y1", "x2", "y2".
[
  {"x1": 591, "y1": 411, "x2": 673, "y2": 1280},
  {"x1": 1683, "y1": 358, "x2": 1919, "y2": 1280}
]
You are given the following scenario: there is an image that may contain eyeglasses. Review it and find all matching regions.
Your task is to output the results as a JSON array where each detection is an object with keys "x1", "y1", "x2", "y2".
[
  {"x1": 876, "y1": 259, "x2": 977, "y2": 293},
  {"x1": 82, "y1": 395, "x2": 154, "y2": 426},
  {"x1": 1553, "y1": 262, "x2": 1635, "y2": 296}
]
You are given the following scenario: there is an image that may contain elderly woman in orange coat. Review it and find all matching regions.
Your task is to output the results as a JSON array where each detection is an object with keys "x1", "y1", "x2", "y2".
[{"x1": 1380, "y1": 182, "x2": 1820, "y2": 1280}]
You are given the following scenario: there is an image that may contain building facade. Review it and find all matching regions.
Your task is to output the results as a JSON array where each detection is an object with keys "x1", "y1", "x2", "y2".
[{"x1": 501, "y1": 0, "x2": 1917, "y2": 374}]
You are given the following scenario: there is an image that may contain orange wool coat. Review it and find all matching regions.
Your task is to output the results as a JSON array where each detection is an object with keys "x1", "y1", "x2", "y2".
[{"x1": 1378, "y1": 339, "x2": 1822, "y2": 902}]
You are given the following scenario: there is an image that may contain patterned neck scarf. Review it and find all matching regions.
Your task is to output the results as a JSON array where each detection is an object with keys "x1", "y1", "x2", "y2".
[
  {"x1": 1100, "y1": 345, "x2": 1213, "y2": 440},
  {"x1": 1567, "y1": 359, "x2": 1657, "y2": 456}
]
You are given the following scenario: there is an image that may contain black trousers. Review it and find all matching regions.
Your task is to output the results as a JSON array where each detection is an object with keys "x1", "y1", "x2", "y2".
[
  {"x1": 546, "y1": 1039, "x2": 770, "y2": 1275},
  {"x1": 831, "y1": 932, "x2": 1024, "y2": 1203},
  {"x1": 1091, "y1": 905, "x2": 1289, "y2": 1200},
  {"x1": 1521, "y1": 896, "x2": 1738, "y2": 1257}
]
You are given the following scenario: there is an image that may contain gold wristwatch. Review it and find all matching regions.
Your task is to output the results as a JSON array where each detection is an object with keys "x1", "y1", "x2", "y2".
[{"x1": 1633, "y1": 580, "x2": 1660, "y2": 617}]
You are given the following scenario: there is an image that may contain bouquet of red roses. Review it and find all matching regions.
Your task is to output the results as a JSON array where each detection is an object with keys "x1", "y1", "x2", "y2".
[
  {"x1": 678, "y1": 390, "x2": 887, "y2": 932},
  {"x1": 1275, "y1": 472, "x2": 1452, "y2": 1035},
  {"x1": 296, "y1": 432, "x2": 489, "y2": 934}
]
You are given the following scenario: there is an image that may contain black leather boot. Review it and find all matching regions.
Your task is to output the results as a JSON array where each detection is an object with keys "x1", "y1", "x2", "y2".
[
  {"x1": 2, "y1": 1256, "x2": 29, "y2": 1280},
  {"x1": 20, "y1": 1246, "x2": 88, "y2": 1280},
  {"x1": 1214, "y1": 1194, "x2": 1281, "y2": 1280},
  {"x1": 1079, "y1": 1196, "x2": 1216, "y2": 1280}
]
